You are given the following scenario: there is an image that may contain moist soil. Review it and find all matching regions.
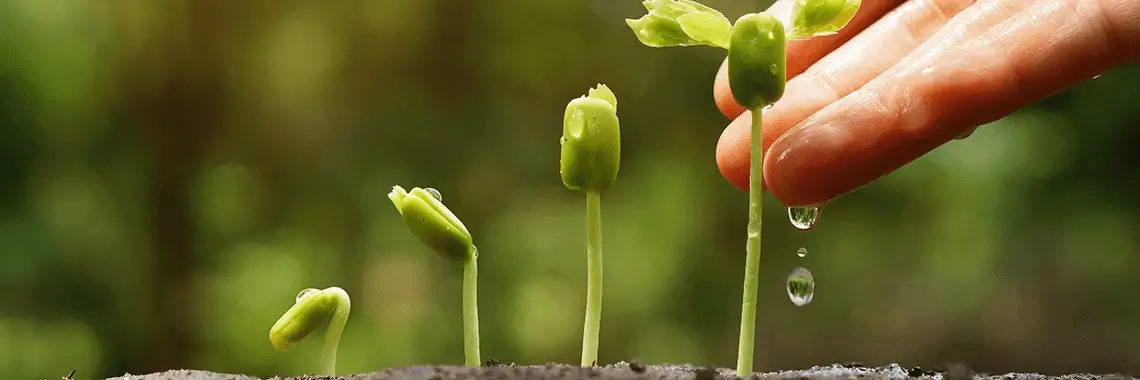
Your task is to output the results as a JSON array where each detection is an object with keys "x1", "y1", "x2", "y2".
[{"x1": 95, "y1": 362, "x2": 1136, "y2": 380}]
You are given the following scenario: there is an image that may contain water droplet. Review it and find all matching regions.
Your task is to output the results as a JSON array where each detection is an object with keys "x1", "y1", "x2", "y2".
[
  {"x1": 296, "y1": 288, "x2": 320, "y2": 303},
  {"x1": 769, "y1": 63, "x2": 778, "y2": 74},
  {"x1": 954, "y1": 126, "x2": 978, "y2": 140},
  {"x1": 425, "y1": 187, "x2": 442, "y2": 201},
  {"x1": 788, "y1": 206, "x2": 821, "y2": 230},
  {"x1": 1092, "y1": 74, "x2": 1101, "y2": 80},
  {"x1": 796, "y1": 247, "x2": 807, "y2": 258},
  {"x1": 786, "y1": 267, "x2": 814, "y2": 306}
]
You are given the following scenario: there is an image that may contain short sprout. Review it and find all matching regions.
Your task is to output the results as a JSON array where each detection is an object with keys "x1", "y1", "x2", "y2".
[{"x1": 269, "y1": 286, "x2": 351, "y2": 376}]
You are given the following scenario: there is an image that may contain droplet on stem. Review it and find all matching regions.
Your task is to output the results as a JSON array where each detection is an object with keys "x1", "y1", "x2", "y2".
[
  {"x1": 788, "y1": 205, "x2": 821, "y2": 230},
  {"x1": 786, "y1": 267, "x2": 814, "y2": 306},
  {"x1": 796, "y1": 247, "x2": 807, "y2": 258}
]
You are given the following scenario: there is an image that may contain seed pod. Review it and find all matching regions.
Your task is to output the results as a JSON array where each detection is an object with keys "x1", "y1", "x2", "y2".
[
  {"x1": 560, "y1": 84, "x2": 621, "y2": 192},
  {"x1": 727, "y1": 13, "x2": 787, "y2": 109},
  {"x1": 389, "y1": 185, "x2": 474, "y2": 262}
]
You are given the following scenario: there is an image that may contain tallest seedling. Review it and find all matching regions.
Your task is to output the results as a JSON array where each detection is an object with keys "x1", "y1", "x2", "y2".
[
  {"x1": 625, "y1": 0, "x2": 860, "y2": 375},
  {"x1": 560, "y1": 84, "x2": 621, "y2": 367}
]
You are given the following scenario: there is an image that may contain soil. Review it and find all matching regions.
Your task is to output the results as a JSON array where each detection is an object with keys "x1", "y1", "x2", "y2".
[{"x1": 94, "y1": 362, "x2": 1137, "y2": 380}]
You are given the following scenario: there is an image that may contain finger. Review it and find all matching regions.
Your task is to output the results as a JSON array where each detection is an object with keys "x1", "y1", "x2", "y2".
[
  {"x1": 765, "y1": 0, "x2": 1140, "y2": 206},
  {"x1": 714, "y1": 0, "x2": 907, "y2": 119},
  {"x1": 716, "y1": 0, "x2": 981, "y2": 191}
]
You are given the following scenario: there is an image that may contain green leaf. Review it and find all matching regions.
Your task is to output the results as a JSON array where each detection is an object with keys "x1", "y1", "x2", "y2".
[
  {"x1": 587, "y1": 83, "x2": 617, "y2": 110},
  {"x1": 625, "y1": 0, "x2": 733, "y2": 49},
  {"x1": 788, "y1": 0, "x2": 861, "y2": 39},
  {"x1": 677, "y1": 12, "x2": 732, "y2": 49}
]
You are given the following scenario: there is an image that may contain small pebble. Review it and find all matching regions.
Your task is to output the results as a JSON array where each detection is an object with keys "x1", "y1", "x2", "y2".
[{"x1": 628, "y1": 360, "x2": 646, "y2": 374}]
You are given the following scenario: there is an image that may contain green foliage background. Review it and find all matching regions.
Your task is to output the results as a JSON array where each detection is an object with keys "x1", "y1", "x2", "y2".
[{"x1": 1, "y1": 1, "x2": 1138, "y2": 378}]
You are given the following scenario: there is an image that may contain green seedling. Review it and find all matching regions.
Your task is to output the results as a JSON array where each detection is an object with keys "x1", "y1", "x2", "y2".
[
  {"x1": 560, "y1": 84, "x2": 621, "y2": 367},
  {"x1": 625, "y1": 0, "x2": 860, "y2": 375},
  {"x1": 269, "y1": 286, "x2": 352, "y2": 376},
  {"x1": 389, "y1": 185, "x2": 481, "y2": 366}
]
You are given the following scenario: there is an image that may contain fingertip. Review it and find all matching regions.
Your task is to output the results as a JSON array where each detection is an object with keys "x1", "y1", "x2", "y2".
[
  {"x1": 714, "y1": 59, "x2": 747, "y2": 119},
  {"x1": 762, "y1": 84, "x2": 924, "y2": 207},
  {"x1": 762, "y1": 118, "x2": 850, "y2": 206}
]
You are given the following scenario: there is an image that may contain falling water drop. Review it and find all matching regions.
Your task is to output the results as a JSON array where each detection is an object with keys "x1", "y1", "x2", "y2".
[
  {"x1": 425, "y1": 187, "x2": 443, "y2": 201},
  {"x1": 786, "y1": 267, "x2": 815, "y2": 306},
  {"x1": 296, "y1": 288, "x2": 319, "y2": 303},
  {"x1": 954, "y1": 126, "x2": 978, "y2": 140},
  {"x1": 796, "y1": 247, "x2": 807, "y2": 258},
  {"x1": 788, "y1": 205, "x2": 821, "y2": 230}
]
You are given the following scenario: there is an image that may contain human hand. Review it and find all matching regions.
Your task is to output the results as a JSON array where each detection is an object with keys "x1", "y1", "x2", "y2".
[{"x1": 713, "y1": 0, "x2": 1140, "y2": 206}]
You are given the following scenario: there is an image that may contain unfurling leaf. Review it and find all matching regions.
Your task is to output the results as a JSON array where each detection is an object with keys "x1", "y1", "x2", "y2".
[
  {"x1": 626, "y1": 0, "x2": 733, "y2": 49},
  {"x1": 789, "y1": 0, "x2": 861, "y2": 39}
]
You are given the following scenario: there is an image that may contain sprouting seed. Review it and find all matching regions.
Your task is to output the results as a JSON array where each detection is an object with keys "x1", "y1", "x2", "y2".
[
  {"x1": 389, "y1": 185, "x2": 481, "y2": 366},
  {"x1": 269, "y1": 286, "x2": 352, "y2": 376}
]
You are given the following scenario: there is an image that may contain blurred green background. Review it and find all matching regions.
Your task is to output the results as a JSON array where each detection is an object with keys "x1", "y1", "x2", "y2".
[{"x1": 2, "y1": 0, "x2": 1139, "y2": 379}]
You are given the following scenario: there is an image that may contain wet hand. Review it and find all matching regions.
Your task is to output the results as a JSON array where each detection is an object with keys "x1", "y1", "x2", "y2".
[{"x1": 713, "y1": 0, "x2": 1140, "y2": 206}]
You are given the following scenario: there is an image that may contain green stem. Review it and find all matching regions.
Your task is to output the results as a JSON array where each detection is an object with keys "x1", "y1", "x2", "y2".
[
  {"x1": 736, "y1": 106, "x2": 765, "y2": 376},
  {"x1": 581, "y1": 190, "x2": 603, "y2": 367},
  {"x1": 463, "y1": 248, "x2": 481, "y2": 367},
  {"x1": 320, "y1": 288, "x2": 351, "y2": 376}
]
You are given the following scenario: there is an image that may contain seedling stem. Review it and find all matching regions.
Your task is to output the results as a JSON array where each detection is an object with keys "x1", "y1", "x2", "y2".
[{"x1": 581, "y1": 190, "x2": 604, "y2": 366}]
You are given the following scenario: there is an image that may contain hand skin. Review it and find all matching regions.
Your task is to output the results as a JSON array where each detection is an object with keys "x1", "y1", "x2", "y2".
[{"x1": 714, "y1": 0, "x2": 1140, "y2": 206}]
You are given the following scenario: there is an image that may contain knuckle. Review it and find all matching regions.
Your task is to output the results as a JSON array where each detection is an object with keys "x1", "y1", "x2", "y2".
[{"x1": 1073, "y1": 0, "x2": 1140, "y2": 60}]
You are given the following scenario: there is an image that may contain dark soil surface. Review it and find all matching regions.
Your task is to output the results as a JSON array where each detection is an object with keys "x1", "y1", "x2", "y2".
[{"x1": 96, "y1": 363, "x2": 1137, "y2": 380}]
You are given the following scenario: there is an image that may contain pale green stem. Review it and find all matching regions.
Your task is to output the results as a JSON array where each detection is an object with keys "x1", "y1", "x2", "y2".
[
  {"x1": 581, "y1": 190, "x2": 603, "y2": 367},
  {"x1": 320, "y1": 288, "x2": 351, "y2": 376},
  {"x1": 736, "y1": 107, "x2": 764, "y2": 376},
  {"x1": 463, "y1": 247, "x2": 481, "y2": 367}
]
